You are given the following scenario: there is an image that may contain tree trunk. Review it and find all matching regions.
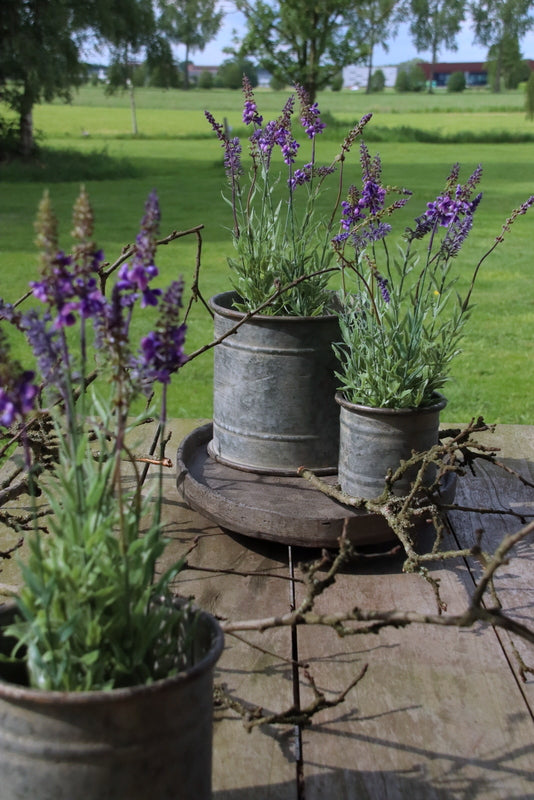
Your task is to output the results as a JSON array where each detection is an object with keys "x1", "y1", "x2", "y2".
[
  {"x1": 493, "y1": 44, "x2": 503, "y2": 92},
  {"x1": 184, "y1": 45, "x2": 190, "y2": 90},
  {"x1": 129, "y1": 80, "x2": 138, "y2": 135},
  {"x1": 428, "y1": 41, "x2": 438, "y2": 93},
  {"x1": 366, "y1": 41, "x2": 375, "y2": 94},
  {"x1": 19, "y1": 83, "x2": 34, "y2": 158}
]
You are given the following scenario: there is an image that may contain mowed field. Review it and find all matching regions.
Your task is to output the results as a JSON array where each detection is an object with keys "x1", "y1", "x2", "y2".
[{"x1": 0, "y1": 86, "x2": 533, "y2": 423}]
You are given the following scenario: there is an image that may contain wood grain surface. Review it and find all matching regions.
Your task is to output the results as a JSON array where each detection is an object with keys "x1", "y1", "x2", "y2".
[{"x1": 1, "y1": 419, "x2": 532, "y2": 799}]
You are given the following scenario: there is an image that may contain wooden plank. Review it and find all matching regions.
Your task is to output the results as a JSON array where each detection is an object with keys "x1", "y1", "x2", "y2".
[
  {"x1": 0, "y1": 418, "x2": 298, "y2": 797},
  {"x1": 150, "y1": 419, "x2": 299, "y2": 799},
  {"x1": 296, "y1": 568, "x2": 534, "y2": 798},
  {"x1": 292, "y1": 423, "x2": 534, "y2": 799},
  {"x1": 446, "y1": 423, "x2": 534, "y2": 712}
]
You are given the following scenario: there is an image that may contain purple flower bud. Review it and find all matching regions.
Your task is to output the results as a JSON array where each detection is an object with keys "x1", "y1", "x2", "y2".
[
  {"x1": 377, "y1": 274, "x2": 390, "y2": 303},
  {"x1": 133, "y1": 280, "x2": 187, "y2": 391},
  {"x1": 0, "y1": 370, "x2": 38, "y2": 427}
]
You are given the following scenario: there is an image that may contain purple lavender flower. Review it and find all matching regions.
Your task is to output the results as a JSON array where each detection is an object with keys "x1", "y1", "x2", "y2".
[
  {"x1": 134, "y1": 280, "x2": 187, "y2": 391},
  {"x1": 20, "y1": 309, "x2": 64, "y2": 389},
  {"x1": 341, "y1": 113, "x2": 373, "y2": 155},
  {"x1": 425, "y1": 195, "x2": 470, "y2": 228},
  {"x1": 288, "y1": 163, "x2": 313, "y2": 190},
  {"x1": 0, "y1": 371, "x2": 38, "y2": 427},
  {"x1": 351, "y1": 222, "x2": 392, "y2": 252},
  {"x1": 117, "y1": 192, "x2": 162, "y2": 309},
  {"x1": 359, "y1": 141, "x2": 383, "y2": 184},
  {"x1": 361, "y1": 180, "x2": 386, "y2": 214},
  {"x1": 340, "y1": 185, "x2": 366, "y2": 231},
  {"x1": 254, "y1": 120, "x2": 277, "y2": 162},
  {"x1": 242, "y1": 76, "x2": 263, "y2": 126},
  {"x1": 295, "y1": 84, "x2": 326, "y2": 139},
  {"x1": 0, "y1": 300, "x2": 18, "y2": 324},
  {"x1": 277, "y1": 126, "x2": 299, "y2": 165},
  {"x1": 0, "y1": 330, "x2": 38, "y2": 427},
  {"x1": 224, "y1": 136, "x2": 242, "y2": 178},
  {"x1": 74, "y1": 276, "x2": 106, "y2": 319},
  {"x1": 440, "y1": 214, "x2": 474, "y2": 258},
  {"x1": 444, "y1": 163, "x2": 461, "y2": 194},
  {"x1": 30, "y1": 252, "x2": 80, "y2": 329},
  {"x1": 377, "y1": 273, "x2": 390, "y2": 303},
  {"x1": 204, "y1": 110, "x2": 243, "y2": 179}
]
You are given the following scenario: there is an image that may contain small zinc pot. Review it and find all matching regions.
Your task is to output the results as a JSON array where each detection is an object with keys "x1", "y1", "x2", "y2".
[
  {"x1": 336, "y1": 392, "x2": 447, "y2": 499},
  {"x1": 208, "y1": 291, "x2": 340, "y2": 475},
  {"x1": 0, "y1": 602, "x2": 224, "y2": 800}
]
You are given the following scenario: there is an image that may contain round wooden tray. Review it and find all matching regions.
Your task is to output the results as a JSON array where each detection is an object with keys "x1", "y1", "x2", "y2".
[{"x1": 176, "y1": 423, "x2": 457, "y2": 549}]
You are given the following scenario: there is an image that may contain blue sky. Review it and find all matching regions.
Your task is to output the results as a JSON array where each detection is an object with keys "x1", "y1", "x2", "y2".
[{"x1": 190, "y1": 6, "x2": 534, "y2": 67}]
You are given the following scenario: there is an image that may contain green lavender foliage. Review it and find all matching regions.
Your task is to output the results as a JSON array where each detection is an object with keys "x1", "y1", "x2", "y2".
[
  {"x1": 5, "y1": 397, "x2": 197, "y2": 692},
  {"x1": 334, "y1": 246, "x2": 467, "y2": 408},
  {"x1": 227, "y1": 185, "x2": 334, "y2": 316},
  {"x1": 0, "y1": 187, "x2": 195, "y2": 692}
]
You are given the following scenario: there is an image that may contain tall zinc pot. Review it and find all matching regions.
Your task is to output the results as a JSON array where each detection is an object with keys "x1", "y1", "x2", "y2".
[
  {"x1": 0, "y1": 602, "x2": 224, "y2": 800},
  {"x1": 336, "y1": 392, "x2": 447, "y2": 499},
  {"x1": 208, "y1": 291, "x2": 340, "y2": 475}
]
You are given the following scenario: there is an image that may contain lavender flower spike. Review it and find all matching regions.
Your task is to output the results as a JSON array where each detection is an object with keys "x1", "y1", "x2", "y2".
[
  {"x1": 295, "y1": 84, "x2": 326, "y2": 139},
  {"x1": 242, "y1": 75, "x2": 263, "y2": 126},
  {"x1": 117, "y1": 191, "x2": 162, "y2": 309},
  {"x1": 0, "y1": 330, "x2": 38, "y2": 426},
  {"x1": 135, "y1": 279, "x2": 187, "y2": 391}
]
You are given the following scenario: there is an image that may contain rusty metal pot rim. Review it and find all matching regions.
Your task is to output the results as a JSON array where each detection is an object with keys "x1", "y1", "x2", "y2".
[
  {"x1": 209, "y1": 290, "x2": 339, "y2": 323},
  {"x1": 0, "y1": 601, "x2": 224, "y2": 706},
  {"x1": 335, "y1": 391, "x2": 448, "y2": 416}
]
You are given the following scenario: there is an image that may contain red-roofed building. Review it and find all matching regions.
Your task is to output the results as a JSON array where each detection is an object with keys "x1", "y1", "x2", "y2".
[{"x1": 419, "y1": 60, "x2": 534, "y2": 87}]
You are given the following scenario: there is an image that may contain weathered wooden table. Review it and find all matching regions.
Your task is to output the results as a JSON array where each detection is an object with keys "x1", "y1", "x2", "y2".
[{"x1": 1, "y1": 420, "x2": 533, "y2": 799}]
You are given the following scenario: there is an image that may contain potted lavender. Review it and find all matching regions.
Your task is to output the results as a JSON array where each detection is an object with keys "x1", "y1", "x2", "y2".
[
  {"x1": 332, "y1": 144, "x2": 534, "y2": 499},
  {"x1": 0, "y1": 188, "x2": 223, "y2": 800},
  {"x1": 205, "y1": 79, "x2": 370, "y2": 475}
]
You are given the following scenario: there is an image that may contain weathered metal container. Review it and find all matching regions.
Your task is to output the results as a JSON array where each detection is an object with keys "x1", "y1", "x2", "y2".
[
  {"x1": 208, "y1": 291, "x2": 340, "y2": 475},
  {"x1": 0, "y1": 602, "x2": 224, "y2": 800},
  {"x1": 336, "y1": 392, "x2": 447, "y2": 499}
]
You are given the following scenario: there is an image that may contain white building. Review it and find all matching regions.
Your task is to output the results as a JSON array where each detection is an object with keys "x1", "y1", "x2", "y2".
[{"x1": 342, "y1": 64, "x2": 398, "y2": 89}]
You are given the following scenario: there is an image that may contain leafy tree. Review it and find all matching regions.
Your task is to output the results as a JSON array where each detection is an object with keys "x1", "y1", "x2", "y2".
[
  {"x1": 269, "y1": 74, "x2": 287, "y2": 90},
  {"x1": 395, "y1": 59, "x2": 426, "y2": 91},
  {"x1": 0, "y1": 0, "x2": 85, "y2": 157},
  {"x1": 408, "y1": 0, "x2": 465, "y2": 92},
  {"x1": 370, "y1": 68, "x2": 386, "y2": 91},
  {"x1": 217, "y1": 58, "x2": 258, "y2": 89},
  {"x1": 0, "y1": 0, "x2": 155, "y2": 155},
  {"x1": 146, "y1": 35, "x2": 180, "y2": 88},
  {"x1": 235, "y1": 0, "x2": 369, "y2": 103},
  {"x1": 198, "y1": 69, "x2": 214, "y2": 89},
  {"x1": 470, "y1": 0, "x2": 534, "y2": 92},
  {"x1": 102, "y1": 0, "x2": 156, "y2": 133},
  {"x1": 348, "y1": 0, "x2": 400, "y2": 94},
  {"x1": 157, "y1": 0, "x2": 223, "y2": 89},
  {"x1": 447, "y1": 70, "x2": 466, "y2": 91},
  {"x1": 486, "y1": 32, "x2": 528, "y2": 90},
  {"x1": 330, "y1": 73, "x2": 344, "y2": 91}
]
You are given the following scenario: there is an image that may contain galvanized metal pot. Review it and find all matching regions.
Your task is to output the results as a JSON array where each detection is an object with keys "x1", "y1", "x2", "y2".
[
  {"x1": 208, "y1": 291, "x2": 340, "y2": 475},
  {"x1": 336, "y1": 392, "x2": 447, "y2": 499},
  {"x1": 0, "y1": 602, "x2": 224, "y2": 800}
]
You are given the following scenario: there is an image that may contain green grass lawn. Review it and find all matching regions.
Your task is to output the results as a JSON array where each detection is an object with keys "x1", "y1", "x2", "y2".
[{"x1": 1, "y1": 86, "x2": 533, "y2": 424}]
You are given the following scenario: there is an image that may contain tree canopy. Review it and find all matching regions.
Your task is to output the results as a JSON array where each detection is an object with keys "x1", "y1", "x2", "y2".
[
  {"x1": 157, "y1": 0, "x2": 223, "y2": 88},
  {"x1": 0, "y1": 0, "x2": 157, "y2": 155},
  {"x1": 235, "y1": 0, "x2": 370, "y2": 102},
  {"x1": 470, "y1": 0, "x2": 534, "y2": 91},
  {"x1": 408, "y1": 0, "x2": 465, "y2": 91}
]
